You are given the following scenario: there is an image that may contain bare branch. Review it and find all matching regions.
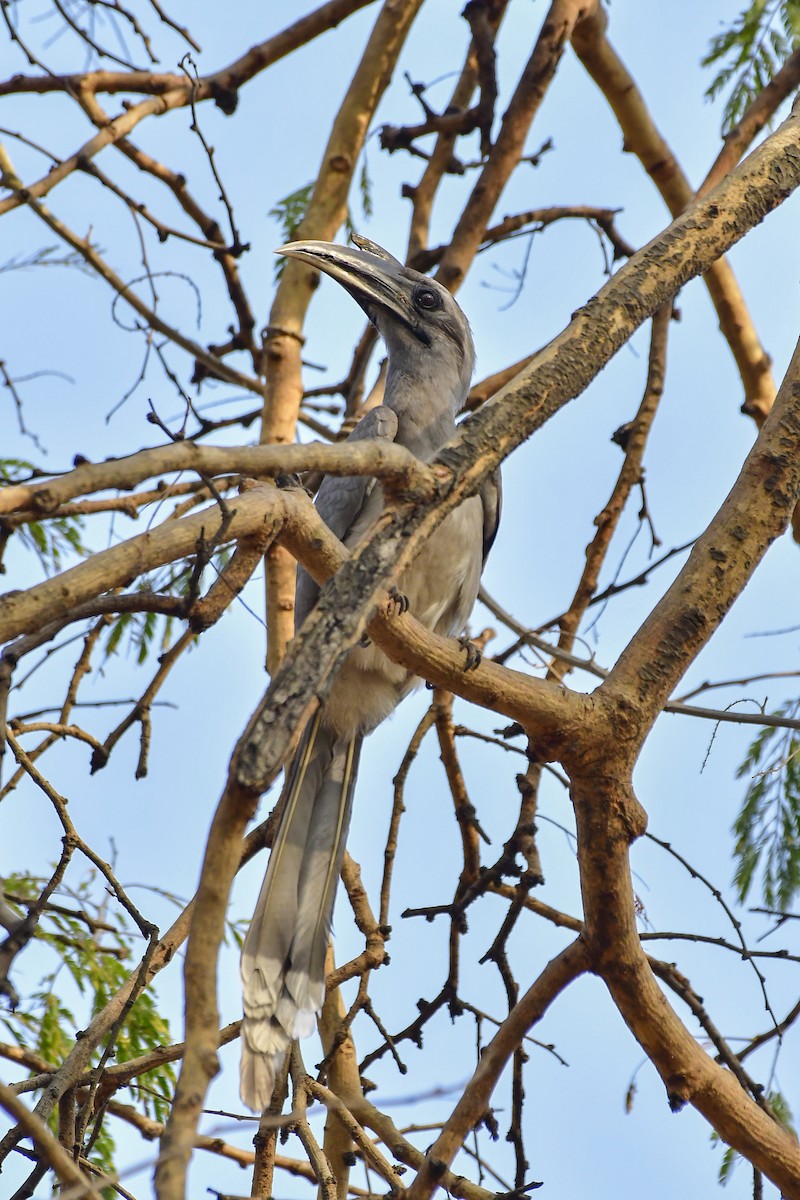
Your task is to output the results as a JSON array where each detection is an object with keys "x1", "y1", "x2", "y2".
[
  {"x1": 0, "y1": 0, "x2": 378, "y2": 99},
  {"x1": 572, "y1": 5, "x2": 777, "y2": 425}
]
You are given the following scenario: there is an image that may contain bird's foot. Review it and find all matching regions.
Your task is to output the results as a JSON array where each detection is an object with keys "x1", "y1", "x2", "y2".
[
  {"x1": 387, "y1": 585, "x2": 409, "y2": 615},
  {"x1": 458, "y1": 635, "x2": 482, "y2": 671},
  {"x1": 361, "y1": 588, "x2": 409, "y2": 647},
  {"x1": 275, "y1": 471, "x2": 304, "y2": 490}
]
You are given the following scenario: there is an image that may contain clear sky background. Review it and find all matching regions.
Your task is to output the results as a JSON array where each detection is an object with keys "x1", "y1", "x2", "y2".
[{"x1": 2, "y1": 2, "x2": 800, "y2": 1197}]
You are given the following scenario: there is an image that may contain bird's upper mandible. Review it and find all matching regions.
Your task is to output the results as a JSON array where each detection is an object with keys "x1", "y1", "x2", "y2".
[{"x1": 276, "y1": 236, "x2": 475, "y2": 411}]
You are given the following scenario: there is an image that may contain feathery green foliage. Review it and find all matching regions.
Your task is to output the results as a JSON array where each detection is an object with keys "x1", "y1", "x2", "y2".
[
  {"x1": 733, "y1": 701, "x2": 800, "y2": 907},
  {"x1": 1, "y1": 867, "x2": 177, "y2": 1184},
  {"x1": 0, "y1": 458, "x2": 87, "y2": 577},
  {"x1": 703, "y1": 1, "x2": 800, "y2": 130},
  {"x1": 268, "y1": 181, "x2": 314, "y2": 277}
]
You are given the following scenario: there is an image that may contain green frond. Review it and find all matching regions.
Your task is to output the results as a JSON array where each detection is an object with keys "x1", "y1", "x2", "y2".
[{"x1": 732, "y1": 701, "x2": 800, "y2": 905}]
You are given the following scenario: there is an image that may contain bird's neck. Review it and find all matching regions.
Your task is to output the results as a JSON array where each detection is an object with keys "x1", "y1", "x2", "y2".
[{"x1": 384, "y1": 362, "x2": 465, "y2": 462}]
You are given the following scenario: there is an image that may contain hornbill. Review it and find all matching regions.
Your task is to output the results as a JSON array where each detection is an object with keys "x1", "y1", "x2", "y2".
[{"x1": 240, "y1": 237, "x2": 500, "y2": 1109}]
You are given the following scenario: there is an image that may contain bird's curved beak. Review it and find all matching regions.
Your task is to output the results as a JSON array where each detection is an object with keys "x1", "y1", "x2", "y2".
[{"x1": 276, "y1": 239, "x2": 416, "y2": 332}]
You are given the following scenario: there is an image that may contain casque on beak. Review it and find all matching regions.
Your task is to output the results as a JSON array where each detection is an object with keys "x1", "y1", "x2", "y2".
[{"x1": 275, "y1": 238, "x2": 422, "y2": 337}]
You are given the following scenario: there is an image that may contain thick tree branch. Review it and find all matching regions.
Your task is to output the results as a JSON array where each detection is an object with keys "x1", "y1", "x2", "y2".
[
  {"x1": 605, "y1": 335, "x2": 800, "y2": 734},
  {"x1": 405, "y1": 2, "x2": 508, "y2": 264},
  {"x1": 0, "y1": 1081, "x2": 104, "y2": 1198},
  {"x1": 698, "y1": 47, "x2": 800, "y2": 196},
  {"x1": 0, "y1": 0, "x2": 378, "y2": 99},
  {"x1": 571, "y1": 5, "x2": 777, "y2": 425},
  {"x1": 0, "y1": 486, "x2": 281, "y2": 645},
  {"x1": 405, "y1": 939, "x2": 589, "y2": 1200},
  {"x1": 162, "y1": 110, "x2": 800, "y2": 1199},
  {"x1": 231, "y1": 98, "x2": 800, "y2": 803},
  {"x1": 436, "y1": 0, "x2": 597, "y2": 293},
  {"x1": 0, "y1": 438, "x2": 435, "y2": 518},
  {"x1": 571, "y1": 773, "x2": 800, "y2": 1199},
  {"x1": 258, "y1": 0, "x2": 425, "y2": 674}
]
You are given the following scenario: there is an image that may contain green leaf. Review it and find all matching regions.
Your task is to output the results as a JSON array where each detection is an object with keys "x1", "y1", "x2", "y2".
[
  {"x1": 0, "y1": 457, "x2": 37, "y2": 482},
  {"x1": 268, "y1": 181, "x2": 314, "y2": 277},
  {"x1": 5, "y1": 865, "x2": 177, "y2": 1173},
  {"x1": 718, "y1": 1143, "x2": 737, "y2": 1185},
  {"x1": 702, "y1": 1, "x2": 800, "y2": 131},
  {"x1": 13, "y1": 514, "x2": 88, "y2": 578},
  {"x1": 99, "y1": 543, "x2": 232, "y2": 667},
  {"x1": 733, "y1": 701, "x2": 800, "y2": 907},
  {"x1": 358, "y1": 156, "x2": 374, "y2": 219}
]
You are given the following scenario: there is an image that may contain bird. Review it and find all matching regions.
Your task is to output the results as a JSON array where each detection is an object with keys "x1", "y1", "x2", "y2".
[{"x1": 240, "y1": 236, "x2": 501, "y2": 1110}]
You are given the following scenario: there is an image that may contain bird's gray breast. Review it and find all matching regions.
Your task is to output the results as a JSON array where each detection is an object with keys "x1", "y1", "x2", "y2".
[{"x1": 323, "y1": 494, "x2": 483, "y2": 739}]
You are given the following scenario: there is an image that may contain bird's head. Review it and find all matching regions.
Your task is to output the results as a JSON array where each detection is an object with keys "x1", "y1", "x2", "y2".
[{"x1": 276, "y1": 236, "x2": 475, "y2": 412}]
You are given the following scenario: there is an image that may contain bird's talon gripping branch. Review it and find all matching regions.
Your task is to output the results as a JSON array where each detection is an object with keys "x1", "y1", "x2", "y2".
[
  {"x1": 458, "y1": 635, "x2": 482, "y2": 671},
  {"x1": 275, "y1": 471, "x2": 304, "y2": 490},
  {"x1": 387, "y1": 585, "x2": 410, "y2": 615}
]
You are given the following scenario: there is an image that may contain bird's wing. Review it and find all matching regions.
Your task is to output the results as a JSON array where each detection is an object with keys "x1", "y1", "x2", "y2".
[
  {"x1": 295, "y1": 405, "x2": 399, "y2": 628},
  {"x1": 479, "y1": 465, "x2": 502, "y2": 567}
]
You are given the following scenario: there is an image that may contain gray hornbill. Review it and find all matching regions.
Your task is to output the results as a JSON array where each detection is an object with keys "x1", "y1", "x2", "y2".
[{"x1": 240, "y1": 236, "x2": 500, "y2": 1110}]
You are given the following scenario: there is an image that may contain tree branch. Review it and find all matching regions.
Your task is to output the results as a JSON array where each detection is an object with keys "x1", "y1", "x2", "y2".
[{"x1": 571, "y1": 5, "x2": 776, "y2": 425}]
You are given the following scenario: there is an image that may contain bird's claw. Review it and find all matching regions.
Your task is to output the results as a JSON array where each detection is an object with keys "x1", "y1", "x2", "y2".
[
  {"x1": 387, "y1": 586, "x2": 409, "y2": 615},
  {"x1": 275, "y1": 472, "x2": 304, "y2": 490},
  {"x1": 363, "y1": 588, "x2": 409, "y2": 646},
  {"x1": 458, "y1": 635, "x2": 482, "y2": 671}
]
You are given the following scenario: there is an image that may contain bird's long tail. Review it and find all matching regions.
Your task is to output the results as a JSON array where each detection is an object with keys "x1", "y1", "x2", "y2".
[{"x1": 240, "y1": 710, "x2": 361, "y2": 1110}]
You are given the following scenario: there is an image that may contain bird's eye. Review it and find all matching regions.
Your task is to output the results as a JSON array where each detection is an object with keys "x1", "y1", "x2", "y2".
[{"x1": 415, "y1": 286, "x2": 442, "y2": 312}]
